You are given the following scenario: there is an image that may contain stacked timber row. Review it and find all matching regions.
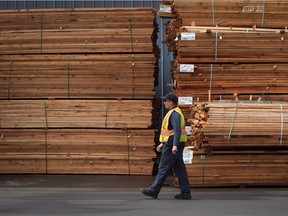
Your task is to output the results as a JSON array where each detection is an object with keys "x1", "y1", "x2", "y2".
[
  {"x1": 0, "y1": 8, "x2": 160, "y2": 175},
  {"x1": 174, "y1": 27, "x2": 288, "y2": 101},
  {"x1": 0, "y1": 8, "x2": 159, "y2": 99},
  {"x1": 186, "y1": 101, "x2": 288, "y2": 187},
  {"x1": 160, "y1": 0, "x2": 288, "y2": 28},
  {"x1": 160, "y1": 0, "x2": 288, "y2": 186}
]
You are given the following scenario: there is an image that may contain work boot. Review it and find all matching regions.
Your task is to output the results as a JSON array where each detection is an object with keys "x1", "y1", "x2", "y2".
[
  {"x1": 174, "y1": 192, "x2": 191, "y2": 200},
  {"x1": 140, "y1": 189, "x2": 158, "y2": 199}
]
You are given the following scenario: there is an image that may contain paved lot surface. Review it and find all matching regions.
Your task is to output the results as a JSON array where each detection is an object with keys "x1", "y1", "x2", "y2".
[{"x1": 0, "y1": 175, "x2": 288, "y2": 216}]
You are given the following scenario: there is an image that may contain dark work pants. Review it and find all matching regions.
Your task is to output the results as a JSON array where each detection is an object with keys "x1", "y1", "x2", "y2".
[{"x1": 150, "y1": 140, "x2": 191, "y2": 195}]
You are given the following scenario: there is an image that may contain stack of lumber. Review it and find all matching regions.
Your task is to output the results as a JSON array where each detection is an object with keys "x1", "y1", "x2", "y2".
[
  {"x1": 0, "y1": 54, "x2": 157, "y2": 99},
  {"x1": 161, "y1": 0, "x2": 288, "y2": 186},
  {"x1": 176, "y1": 28, "x2": 288, "y2": 63},
  {"x1": 0, "y1": 8, "x2": 158, "y2": 54},
  {"x1": 183, "y1": 101, "x2": 288, "y2": 187},
  {"x1": 169, "y1": 0, "x2": 288, "y2": 28},
  {"x1": 184, "y1": 150, "x2": 288, "y2": 187},
  {"x1": 189, "y1": 101, "x2": 288, "y2": 149},
  {"x1": 0, "y1": 8, "x2": 160, "y2": 175},
  {"x1": 0, "y1": 8, "x2": 159, "y2": 99},
  {"x1": 0, "y1": 100, "x2": 155, "y2": 129},
  {"x1": 0, "y1": 129, "x2": 156, "y2": 174},
  {"x1": 174, "y1": 27, "x2": 288, "y2": 100}
]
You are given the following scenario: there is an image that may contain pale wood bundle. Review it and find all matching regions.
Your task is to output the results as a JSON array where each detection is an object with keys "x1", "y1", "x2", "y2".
[
  {"x1": 183, "y1": 151, "x2": 288, "y2": 187},
  {"x1": 0, "y1": 99, "x2": 155, "y2": 129},
  {"x1": 0, "y1": 54, "x2": 157, "y2": 99},
  {"x1": 176, "y1": 29, "x2": 288, "y2": 63},
  {"x1": 0, "y1": 129, "x2": 155, "y2": 174},
  {"x1": 171, "y1": 0, "x2": 288, "y2": 28},
  {"x1": 175, "y1": 63, "x2": 288, "y2": 96},
  {"x1": 188, "y1": 101, "x2": 288, "y2": 149},
  {"x1": 0, "y1": 8, "x2": 158, "y2": 55}
]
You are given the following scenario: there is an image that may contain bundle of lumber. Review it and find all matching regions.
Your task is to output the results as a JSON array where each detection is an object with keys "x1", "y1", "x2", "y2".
[
  {"x1": 172, "y1": 27, "x2": 288, "y2": 102},
  {"x1": 0, "y1": 99, "x2": 156, "y2": 129},
  {"x1": 189, "y1": 101, "x2": 288, "y2": 150},
  {"x1": 0, "y1": 54, "x2": 158, "y2": 99},
  {"x1": 183, "y1": 150, "x2": 288, "y2": 187},
  {"x1": 0, "y1": 129, "x2": 156, "y2": 174},
  {"x1": 170, "y1": 0, "x2": 288, "y2": 28},
  {"x1": 0, "y1": 8, "x2": 158, "y2": 55},
  {"x1": 0, "y1": 8, "x2": 156, "y2": 31},
  {"x1": 175, "y1": 63, "x2": 288, "y2": 96},
  {"x1": 176, "y1": 28, "x2": 288, "y2": 63}
]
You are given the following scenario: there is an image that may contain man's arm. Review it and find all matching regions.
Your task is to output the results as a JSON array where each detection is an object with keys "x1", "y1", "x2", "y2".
[{"x1": 171, "y1": 111, "x2": 181, "y2": 146}]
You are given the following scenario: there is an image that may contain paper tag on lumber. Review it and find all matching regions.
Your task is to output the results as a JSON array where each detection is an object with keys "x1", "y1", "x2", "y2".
[
  {"x1": 159, "y1": 4, "x2": 171, "y2": 13},
  {"x1": 185, "y1": 126, "x2": 192, "y2": 135},
  {"x1": 179, "y1": 97, "x2": 193, "y2": 105},
  {"x1": 180, "y1": 64, "x2": 194, "y2": 73},
  {"x1": 181, "y1": 32, "x2": 196, "y2": 40},
  {"x1": 183, "y1": 149, "x2": 193, "y2": 164}
]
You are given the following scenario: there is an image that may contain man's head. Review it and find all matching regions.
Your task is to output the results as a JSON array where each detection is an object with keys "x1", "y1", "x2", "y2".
[{"x1": 161, "y1": 93, "x2": 178, "y2": 110}]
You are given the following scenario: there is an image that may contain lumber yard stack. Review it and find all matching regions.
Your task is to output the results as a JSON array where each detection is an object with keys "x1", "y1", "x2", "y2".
[
  {"x1": 159, "y1": 0, "x2": 288, "y2": 187},
  {"x1": 188, "y1": 101, "x2": 288, "y2": 187},
  {"x1": 0, "y1": 8, "x2": 160, "y2": 175}
]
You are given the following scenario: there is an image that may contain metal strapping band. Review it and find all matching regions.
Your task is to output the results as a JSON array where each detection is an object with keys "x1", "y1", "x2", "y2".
[
  {"x1": 45, "y1": 130, "x2": 48, "y2": 173},
  {"x1": 105, "y1": 99, "x2": 109, "y2": 128},
  {"x1": 201, "y1": 155, "x2": 205, "y2": 189},
  {"x1": 40, "y1": 10, "x2": 44, "y2": 53},
  {"x1": 228, "y1": 100, "x2": 239, "y2": 144},
  {"x1": 215, "y1": 32, "x2": 218, "y2": 62},
  {"x1": 126, "y1": 130, "x2": 131, "y2": 175},
  {"x1": 67, "y1": 55, "x2": 70, "y2": 98},
  {"x1": 7, "y1": 55, "x2": 12, "y2": 99},
  {"x1": 210, "y1": 64, "x2": 213, "y2": 91},
  {"x1": 129, "y1": 8, "x2": 135, "y2": 98},
  {"x1": 44, "y1": 99, "x2": 48, "y2": 128},
  {"x1": 262, "y1": 0, "x2": 266, "y2": 27},
  {"x1": 280, "y1": 105, "x2": 284, "y2": 145},
  {"x1": 211, "y1": 0, "x2": 215, "y2": 26}
]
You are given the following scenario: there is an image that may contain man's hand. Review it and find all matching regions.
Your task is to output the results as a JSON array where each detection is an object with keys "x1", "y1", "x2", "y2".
[
  {"x1": 172, "y1": 145, "x2": 178, "y2": 154},
  {"x1": 156, "y1": 143, "x2": 163, "y2": 152}
]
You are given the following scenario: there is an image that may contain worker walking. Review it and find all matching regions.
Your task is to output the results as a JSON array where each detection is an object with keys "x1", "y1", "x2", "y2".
[{"x1": 141, "y1": 93, "x2": 191, "y2": 199}]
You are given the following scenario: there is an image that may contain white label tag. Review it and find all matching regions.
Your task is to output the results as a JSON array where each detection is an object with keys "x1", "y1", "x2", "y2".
[
  {"x1": 185, "y1": 126, "x2": 192, "y2": 135},
  {"x1": 183, "y1": 150, "x2": 193, "y2": 164},
  {"x1": 180, "y1": 64, "x2": 194, "y2": 73},
  {"x1": 181, "y1": 32, "x2": 196, "y2": 40},
  {"x1": 159, "y1": 5, "x2": 171, "y2": 13},
  {"x1": 179, "y1": 97, "x2": 193, "y2": 105}
]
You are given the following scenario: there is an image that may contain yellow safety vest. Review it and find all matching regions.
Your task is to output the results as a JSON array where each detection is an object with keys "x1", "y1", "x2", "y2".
[{"x1": 159, "y1": 107, "x2": 187, "y2": 143}]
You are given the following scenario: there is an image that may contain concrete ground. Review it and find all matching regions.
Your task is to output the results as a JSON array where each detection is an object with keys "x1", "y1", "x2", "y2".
[{"x1": 0, "y1": 175, "x2": 288, "y2": 216}]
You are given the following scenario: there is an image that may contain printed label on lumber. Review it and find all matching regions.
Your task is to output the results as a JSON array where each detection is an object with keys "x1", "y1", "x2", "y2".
[
  {"x1": 181, "y1": 32, "x2": 196, "y2": 40},
  {"x1": 180, "y1": 64, "x2": 195, "y2": 73},
  {"x1": 185, "y1": 126, "x2": 192, "y2": 135},
  {"x1": 179, "y1": 97, "x2": 193, "y2": 105},
  {"x1": 159, "y1": 4, "x2": 171, "y2": 13},
  {"x1": 183, "y1": 149, "x2": 193, "y2": 164}
]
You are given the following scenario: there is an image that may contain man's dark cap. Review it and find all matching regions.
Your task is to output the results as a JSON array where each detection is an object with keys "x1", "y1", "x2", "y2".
[{"x1": 161, "y1": 93, "x2": 178, "y2": 104}]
